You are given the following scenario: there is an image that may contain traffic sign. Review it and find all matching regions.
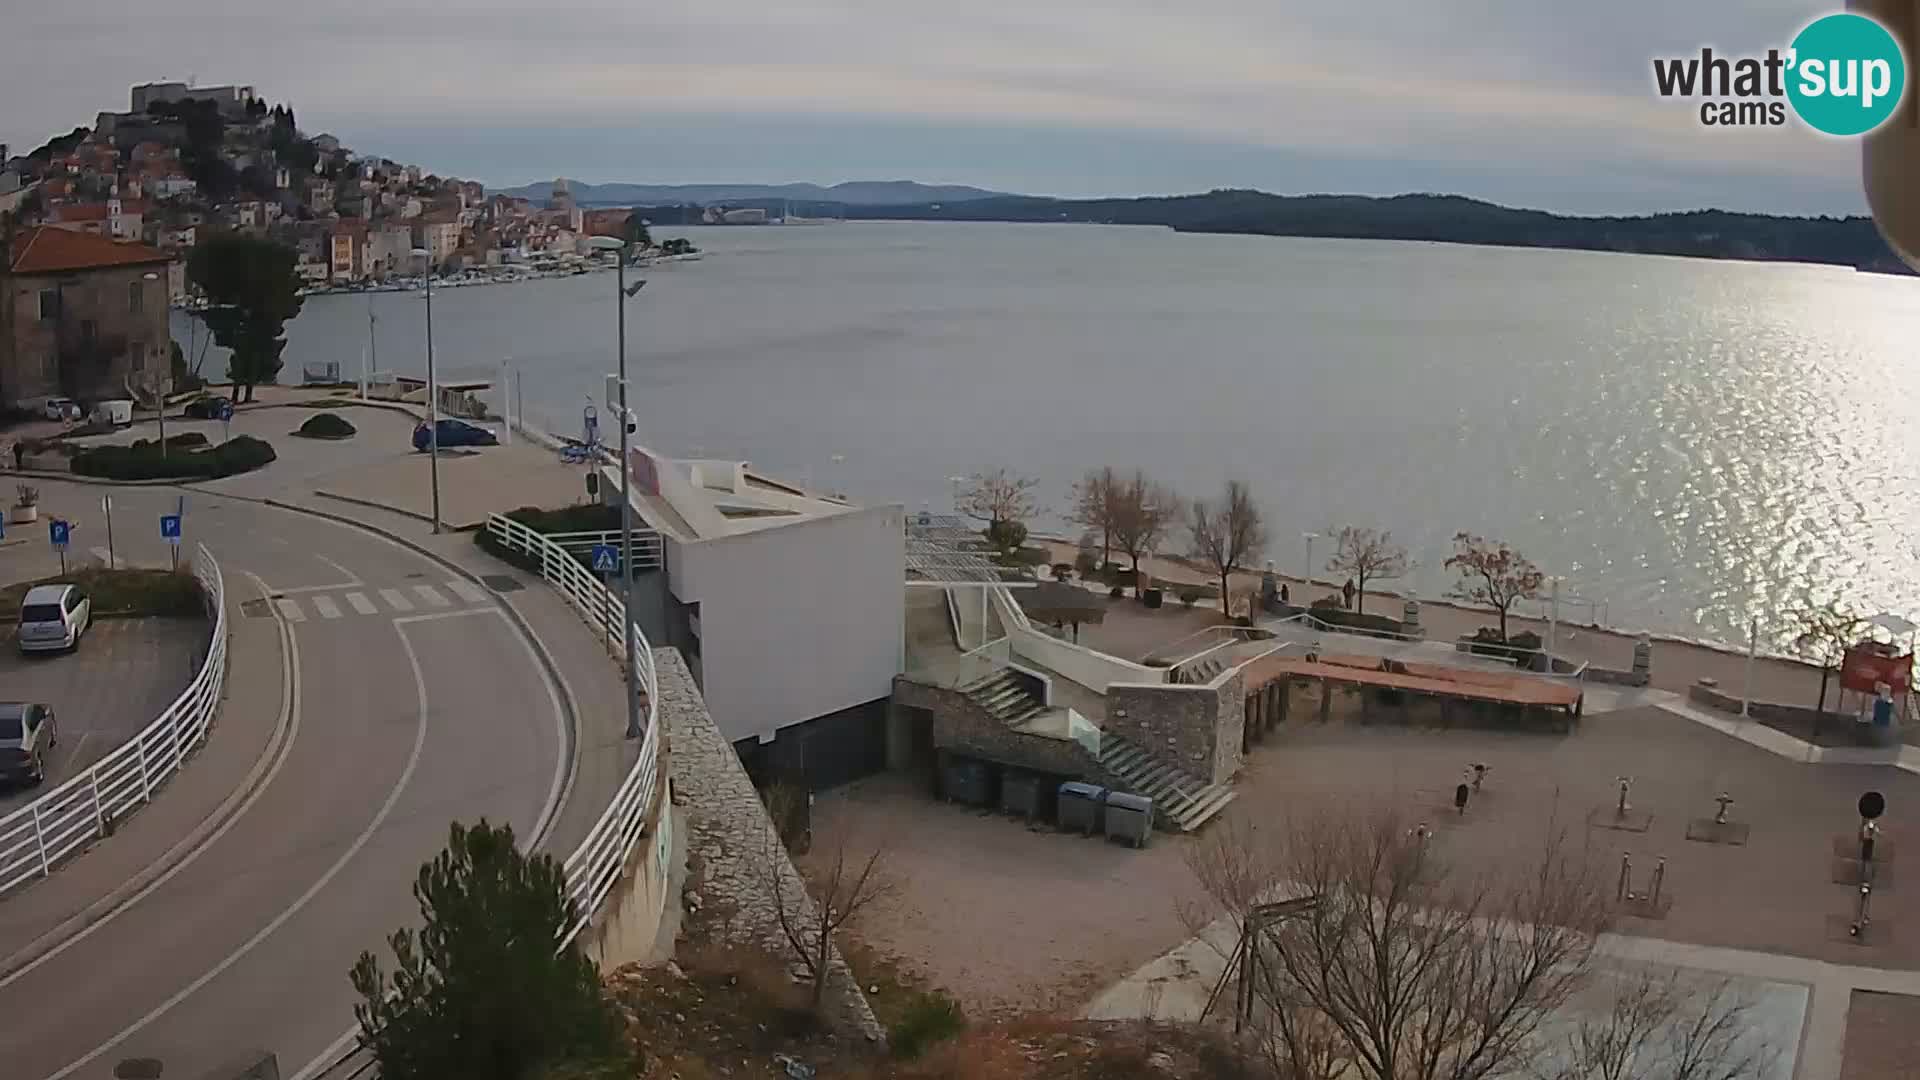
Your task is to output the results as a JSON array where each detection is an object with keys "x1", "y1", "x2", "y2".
[
  {"x1": 48, "y1": 519, "x2": 69, "y2": 548},
  {"x1": 590, "y1": 544, "x2": 619, "y2": 573},
  {"x1": 214, "y1": 401, "x2": 235, "y2": 423},
  {"x1": 161, "y1": 514, "x2": 182, "y2": 541}
]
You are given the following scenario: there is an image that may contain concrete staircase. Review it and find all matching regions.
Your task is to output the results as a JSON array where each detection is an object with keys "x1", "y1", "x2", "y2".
[
  {"x1": 1172, "y1": 656, "x2": 1226, "y2": 685},
  {"x1": 962, "y1": 670, "x2": 1048, "y2": 727},
  {"x1": 1099, "y1": 733, "x2": 1237, "y2": 831}
]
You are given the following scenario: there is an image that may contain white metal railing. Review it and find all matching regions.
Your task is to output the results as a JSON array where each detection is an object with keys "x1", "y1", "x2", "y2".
[
  {"x1": 0, "y1": 544, "x2": 227, "y2": 897},
  {"x1": 541, "y1": 528, "x2": 664, "y2": 572},
  {"x1": 484, "y1": 513, "x2": 660, "y2": 943}
]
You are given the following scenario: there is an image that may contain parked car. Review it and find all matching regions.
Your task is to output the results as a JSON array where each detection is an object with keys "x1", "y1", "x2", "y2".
[
  {"x1": 183, "y1": 396, "x2": 233, "y2": 420},
  {"x1": 0, "y1": 703, "x2": 57, "y2": 787},
  {"x1": 42, "y1": 397, "x2": 78, "y2": 421},
  {"x1": 16, "y1": 584, "x2": 91, "y2": 654},
  {"x1": 412, "y1": 418, "x2": 499, "y2": 451}
]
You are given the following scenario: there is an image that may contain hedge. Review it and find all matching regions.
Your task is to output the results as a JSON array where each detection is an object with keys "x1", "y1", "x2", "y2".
[
  {"x1": 72, "y1": 435, "x2": 277, "y2": 481},
  {"x1": 295, "y1": 412, "x2": 357, "y2": 439},
  {"x1": 472, "y1": 503, "x2": 626, "y2": 574},
  {"x1": 0, "y1": 567, "x2": 203, "y2": 619}
]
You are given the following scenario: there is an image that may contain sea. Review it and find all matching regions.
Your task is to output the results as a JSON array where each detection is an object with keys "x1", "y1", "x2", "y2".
[{"x1": 187, "y1": 220, "x2": 1920, "y2": 652}]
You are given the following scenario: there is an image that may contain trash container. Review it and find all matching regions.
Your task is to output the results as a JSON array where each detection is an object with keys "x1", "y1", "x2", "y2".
[
  {"x1": 1001, "y1": 770, "x2": 1044, "y2": 822},
  {"x1": 942, "y1": 756, "x2": 993, "y2": 807},
  {"x1": 1057, "y1": 781, "x2": 1108, "y2": 835},
  {"x1": 1143, "y1": 588, "x2": 1164, "y2": 609},
  {"x1": 1104, "y1": 791, "x2": 1155, "y2": 848}
]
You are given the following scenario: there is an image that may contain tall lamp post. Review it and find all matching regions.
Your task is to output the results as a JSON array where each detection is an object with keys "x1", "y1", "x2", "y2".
[
  {"x1": 588, "y1": 235, "x2": 648, "y2": 739},
  {"x1": 410, "y1": 248, "x2": 442, "y2": 533},
  {"x1": 1301, "y1": 532, "x2": 1320, "y2": 594}
]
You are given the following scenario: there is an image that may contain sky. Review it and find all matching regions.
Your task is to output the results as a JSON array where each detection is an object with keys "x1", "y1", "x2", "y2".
[{"x1": 0, "y1": 0, "x2": 1876, "y2": 215}]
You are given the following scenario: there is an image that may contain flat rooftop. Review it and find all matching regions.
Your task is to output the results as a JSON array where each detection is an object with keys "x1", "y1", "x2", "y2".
[{"x1": 607, "y1": 447, "x2": 860, "y2": 543}]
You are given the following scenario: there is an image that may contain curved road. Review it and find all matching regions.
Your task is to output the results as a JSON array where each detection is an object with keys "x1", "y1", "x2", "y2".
[{"x1": 0, "y1": 485, "x2": 569, "y2": 1080}]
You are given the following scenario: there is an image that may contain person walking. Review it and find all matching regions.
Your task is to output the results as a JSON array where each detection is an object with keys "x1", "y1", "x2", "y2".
[
  {"x1": 1342, "y1": 577, "x2": 1356, "y2": 610},
  {"x1": 1279, "y1": 582, "x2": 1290, "y2": 606}
]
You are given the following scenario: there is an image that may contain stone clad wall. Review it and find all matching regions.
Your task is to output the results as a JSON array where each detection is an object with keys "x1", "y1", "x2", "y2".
[
  {"x1": 894, "y1": 676, "x2": 1095, "y2": 777},
  {"x1": 659, "y1": 650, "x2": 884, "y2": 1044},
  {"x1": 1105, "y1": 672, "x2": 1246, "y2": 784}
]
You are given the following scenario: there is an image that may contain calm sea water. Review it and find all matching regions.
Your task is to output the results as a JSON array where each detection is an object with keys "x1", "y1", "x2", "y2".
[{"x1": 219, "y1": 221, "x2": 1920, "y2": 650}]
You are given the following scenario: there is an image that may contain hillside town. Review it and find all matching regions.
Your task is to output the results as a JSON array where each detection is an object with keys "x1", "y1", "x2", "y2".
[{"x1": 0, "y1": 80, "x2": 632, "y2": 296}]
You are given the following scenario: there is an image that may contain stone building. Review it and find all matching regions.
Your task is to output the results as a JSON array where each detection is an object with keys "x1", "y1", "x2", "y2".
[{"x1": 2, "y1": 227, "x2": 173, "y2": 407}]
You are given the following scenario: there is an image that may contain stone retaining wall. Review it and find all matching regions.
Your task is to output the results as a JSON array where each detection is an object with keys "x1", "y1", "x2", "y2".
[
  {"x1": 895, "y1": 675, "x2": 1095, "y2": 778},
  {"x1": 1106, "y1": 672, "x2": 1246, "y2": 784},
  {"x1": 659, "y1": 649, "x2": 884, "y2": 1044}
]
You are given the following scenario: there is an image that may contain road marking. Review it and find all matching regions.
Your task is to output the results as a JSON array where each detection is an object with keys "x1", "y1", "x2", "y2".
[
  {"x1": 47, "y1": 598, "x2": 431, "y2": 1080},
  {"x1": 313, "y1": 553, "x2": 361, "y2": 585},
  {"x1": 393, "y1": 607, "x2": 501, "y2": 626},
  {"x1": 445, "y1": 578, "x2": 488, "y2": 605},
  {"x1": 275, "y1": 581, "x2": 363, "y2": 595},
  {"x1": 345, "y1": 591, "x2": 377, "y2": 616},
  {"x1": 274, "y1": 598, "x2": 305, "y2": 623},
  {"x1": 0, "y1": 570, "x2": 303, "y2": 992},
  {"x1": 378, "y1": 588, "x2": 413, "y2": 612},
  {"x1": 412, "y1": 584, "x2": 451, "y2": 608},
  {"x1": 310, "y1": 595, "x2": 342, "y2": 620}
]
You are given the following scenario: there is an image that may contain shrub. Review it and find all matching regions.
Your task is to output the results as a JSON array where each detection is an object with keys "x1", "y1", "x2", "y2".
[
  {"x1": 1178, "y1": 587, "x2": 1203, "y2": 607},
  {"x1": 71, "y1": 435, "x2": 276, "y2": 480},
  {"x1": 473, "y1": 504, "x2": 626, "y2": 574},
  {"x1": 295, "y1": 411, "x2": 357, "y2": 439},
  {"x1": 1110, "y1": 584, "x2": 1126, "y2": 599},
  {"x1": 1050, "y1": 562, "x2": 1074, "y2": 581},
  {"x1": 1310, "y1": 595, "x2": 1343, "y2": 611},
  {"x1": 166, "y1": 432, "x2": 209, "y2": 449},
  {"x1": 984, "y1": 518, "x2": 1027, "y2": 554},
  {"x1": 890, "y1": 991, "x2": 967, "y2": 1059}
]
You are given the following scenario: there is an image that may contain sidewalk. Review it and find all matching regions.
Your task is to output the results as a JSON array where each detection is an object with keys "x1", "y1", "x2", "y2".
[{"x1": 0, "y1": 573, "x2": 288, "y2": 977}]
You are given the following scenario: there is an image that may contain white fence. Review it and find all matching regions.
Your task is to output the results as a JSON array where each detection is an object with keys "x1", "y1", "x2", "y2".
[
  {"x1": 0, "y1": 544, "x2": 227, "y2": 897},
  {"x1": 483, "y1": 513, "x2": 662, "y2": 944}
]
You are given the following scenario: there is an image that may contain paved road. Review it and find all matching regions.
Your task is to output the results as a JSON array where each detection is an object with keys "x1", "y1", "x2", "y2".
[{"x1": 0, "y1": 480, "x2": 568, "y2": 1080}]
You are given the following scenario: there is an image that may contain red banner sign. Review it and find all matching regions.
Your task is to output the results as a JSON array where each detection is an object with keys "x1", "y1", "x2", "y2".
[{"x1": 1841, "y1": 645, "x2": 1913, "y2": 694}]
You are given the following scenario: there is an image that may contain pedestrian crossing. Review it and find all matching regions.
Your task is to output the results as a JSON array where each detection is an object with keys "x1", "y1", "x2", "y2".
[{"x1": 270, "y1": 580, "x2": 492, "y2": 623}]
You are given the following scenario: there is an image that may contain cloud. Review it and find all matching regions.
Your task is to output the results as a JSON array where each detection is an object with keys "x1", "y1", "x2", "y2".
[{"x1": 0, "y1": 0, "x2": 1868, "y2": 213}]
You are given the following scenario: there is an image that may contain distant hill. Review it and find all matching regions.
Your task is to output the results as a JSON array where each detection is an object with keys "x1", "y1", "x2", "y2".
[
  {"x1": 497, "y1": 179, "x2": 1013, "y2": 207},
  {"x1": 830, "y1": 190, "x2": 1905, "y2": 272}
]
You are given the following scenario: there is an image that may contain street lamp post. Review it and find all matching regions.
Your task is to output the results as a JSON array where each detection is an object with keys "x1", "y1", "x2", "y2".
[
  {"x1": 1301, "y1": 532, "x2": 1320, "y2": 593},
  {"x1": 589, "y1": 235, "x2": 648, "y2": 740},
  {"x1": 410, "y1": 248, "x2": 441, "y2": 533}
]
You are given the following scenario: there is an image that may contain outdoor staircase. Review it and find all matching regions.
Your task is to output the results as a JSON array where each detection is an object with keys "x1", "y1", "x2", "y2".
[
  {"x1": 1173, "y1": 656, "x2": 1226, "y2": 685},
  {"x1": 1099, "y1": 733, "x2": 1237, "y2": 832},
  {"x1": 962, "y1": 670, "x2": 1049, "y2": 727}
]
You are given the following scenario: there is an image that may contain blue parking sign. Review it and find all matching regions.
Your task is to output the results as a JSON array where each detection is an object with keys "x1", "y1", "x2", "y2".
[
  {"x1": 49, "y1": 519, "x2": 69, "y2": 548},
  {"x1": 590, "y1": 544, "x2": 619, "y2": 573},
  {"x1": 161, "y1": 514, "x2": 182, "y2": 540}
]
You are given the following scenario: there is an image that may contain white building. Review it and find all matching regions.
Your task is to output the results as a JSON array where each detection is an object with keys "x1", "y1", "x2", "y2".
[{"x1": 604, "y1": 447, "x2": 905, "y2": 778}]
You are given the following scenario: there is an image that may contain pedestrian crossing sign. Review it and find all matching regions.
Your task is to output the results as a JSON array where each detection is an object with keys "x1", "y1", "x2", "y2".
[{"x1": 591, "y1": 544, "x2": 619, "y2": 573}]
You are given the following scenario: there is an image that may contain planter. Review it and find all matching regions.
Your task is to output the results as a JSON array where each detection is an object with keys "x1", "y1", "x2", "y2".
[{"x1": 10, "y1": 504, "x2": 37, "y2": 524}]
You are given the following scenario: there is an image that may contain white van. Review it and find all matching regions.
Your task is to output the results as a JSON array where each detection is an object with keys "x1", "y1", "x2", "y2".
[{"x1": 91, "y1": 400, "x2": 133, "y2": 427}]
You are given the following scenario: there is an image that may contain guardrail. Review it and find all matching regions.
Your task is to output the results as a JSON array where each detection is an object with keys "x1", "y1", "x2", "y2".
[
  {"x1": 483, "y1": 513, "x2": 661, "y2": 943},
  {"x1": 0, "y1": 543, "x2": 227, "y2": 897},
  {"x1": 541, "y1": 528, "x2": 665, "y2": 572}
]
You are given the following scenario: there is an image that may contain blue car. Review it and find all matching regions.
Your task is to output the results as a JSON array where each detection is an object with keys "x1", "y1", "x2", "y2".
[{"x1": 412, "y1": 418, "x2": 499, "y2": 451}]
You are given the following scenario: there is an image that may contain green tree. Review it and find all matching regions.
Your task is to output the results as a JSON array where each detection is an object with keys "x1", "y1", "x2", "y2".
[
  {"x1": 186, "y1": 233, "x2": 304, "y2": 402},
  {"x1": 350, "y1": 820, "x2": 628, "y2": 1080}
]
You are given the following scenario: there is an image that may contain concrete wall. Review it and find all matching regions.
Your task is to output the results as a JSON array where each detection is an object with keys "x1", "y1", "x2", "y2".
[
  {"x1": 660, "y1": 650, "x2": 884, "y2": 1042},
  {"x1": 668, "y1": 505, "x2": 906, "y2": 743},
  {"x1": 580, "y1": 783, "x2": 678, "y2": 972},
  {"x1": 1105, "y1": 670, "x2": 1246, "y2": 785},
  {"x1": 1009, "y1": 624, "x2": 1163, "y2": 694},
  {"x1": 1688, "y1": 682, "x2": 1829, "y2": 728}
]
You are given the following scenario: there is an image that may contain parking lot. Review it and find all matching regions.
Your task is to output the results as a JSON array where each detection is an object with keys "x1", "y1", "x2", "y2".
[{"x1": 0, "y1": 616, "x2": 208, "y2": 814}]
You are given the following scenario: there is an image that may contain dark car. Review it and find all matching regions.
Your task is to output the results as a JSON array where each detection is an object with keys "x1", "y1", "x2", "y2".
[
  {"x1": 0, "y1": 703, "x2": 58, "y2": 787},
  {"x1": 184, "y1": 395, "x2": 233, "y2": 420},
  {"x1": 412, "y1": 418, "x2": 499, "y2": 451}
]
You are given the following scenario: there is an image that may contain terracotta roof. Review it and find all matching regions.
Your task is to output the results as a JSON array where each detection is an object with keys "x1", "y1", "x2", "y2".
[
  {"x1": 9, "y1": 226, "x2": 171, "y2": 274},
  {"x1": 53, "y1": 204, "x2": 111, "y2": 222}
]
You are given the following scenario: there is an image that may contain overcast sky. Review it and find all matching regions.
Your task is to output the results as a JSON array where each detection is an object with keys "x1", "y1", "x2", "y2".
[{"x1": 0, "y1": 0, "x2": 1871, "y2": 214}]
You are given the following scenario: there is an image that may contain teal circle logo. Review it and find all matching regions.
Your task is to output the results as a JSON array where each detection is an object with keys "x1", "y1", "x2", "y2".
[{"x1": 1787, "y1": 13, "x2": 1907, "y2": 136}]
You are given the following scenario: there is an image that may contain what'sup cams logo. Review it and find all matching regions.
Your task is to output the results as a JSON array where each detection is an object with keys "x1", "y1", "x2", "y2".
[{"x1": 1653, "y1": 12, "x2": 1907, "y2": 135}]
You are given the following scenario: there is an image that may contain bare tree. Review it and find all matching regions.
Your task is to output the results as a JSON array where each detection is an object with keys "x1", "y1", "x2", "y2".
[
  {"x1": 1792, "y1": 602, "x2": 1866, "y2": 736},
  {"x1": 956, "y1": 467, "x2": 1039, "y2": 530},
  {"x1": 1538, "y1": 973, "x2": 1774, "y2": 1080},
  {"x1": 1190, "y1": 480, "x2": 1268, "y2": 617},
  {"x1": 1444, "y1": 532, "x2": 1545, "y2": 641},
  {"x1": 765, "y1": 819, "x2": 895, "y2": 1012},
  {"x1": 1325, "y1": 525, "x2": 1409, "y2": 615},
  {"x1": 1069, "y1": 466, "x2": 1122, "y2": 569},
  {"x1": 1183, "y1": 809, "x2": 1767, "y2": 1080},
  {"x1": 1111, "y1": 470, "x2": 1181, "y2": 597}
]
